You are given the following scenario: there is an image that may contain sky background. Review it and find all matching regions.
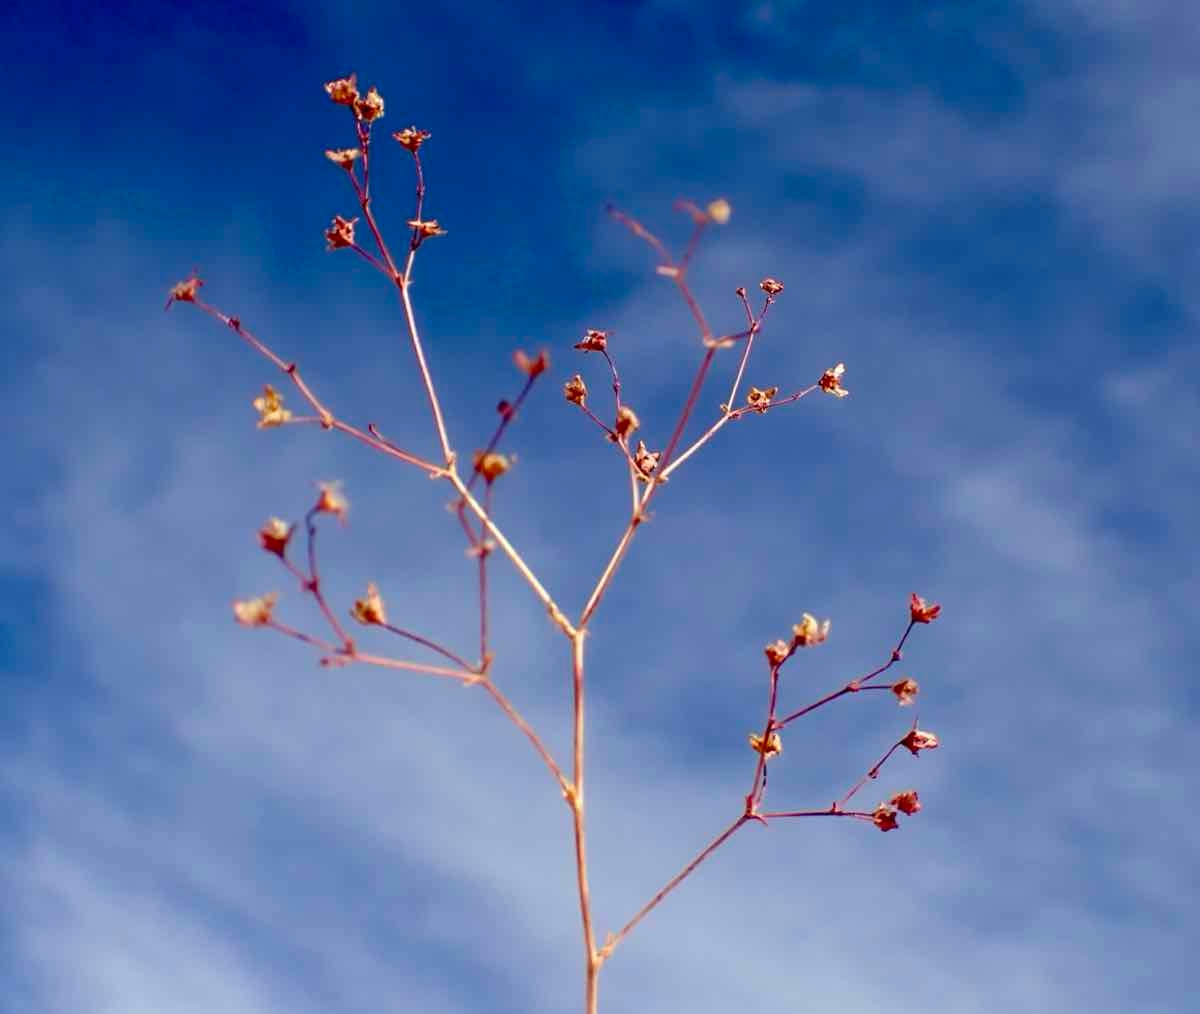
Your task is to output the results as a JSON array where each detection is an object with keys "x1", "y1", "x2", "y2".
[{"x1": 2, "y1": 1, "x2": 1198, "y2": 1012}]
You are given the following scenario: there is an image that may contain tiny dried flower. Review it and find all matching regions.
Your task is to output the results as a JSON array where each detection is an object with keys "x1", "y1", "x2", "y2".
[
  {"x1": 746, "y1": 385, "x2": 778, "y2": 414},
  {"x1": 354, "y1": 86, "x2": 385, "y2": 123},
  {"x1": 325, "y1": 148, "x2": 361, "y2": 169},
  {"x1": 351, "y1": 582, "x2": 388, "y2": 625},
  {"x1": 324, "y1": 73, "x2": 359, "y2": 107},
  {"x1": 325, "y1": 215, "x2": 358, "y2": 250},
  {"x1": 258, "y1": 517, "x2": 294, "y2": 557},
  {"x1": 633, "y1": 440, "x2": 660, "y2": 480},
  {"x1": 473, "y1": 450, "x2": 511, "y2": 483},
  {"x1": 392, "y1": 126, "x2": 431, "y2": 152},
  {"x1": 901, "y1": 728, "x2": 939, "y2": 756},
  {"x1": 759, "y1": 277, "x2": 784, "y2": 296},
  {"x1": 165, "y1": 275, "x2": 203, "y2": 309},
  {"x1": 233, "y1": 592, "x2": 278, "y2": 627},
  {"x1": 514, "y1": 349, "x2": 549, "y2": 378},
  {"x1": 749, "y1": 731, "x2": 782, "y2": 758},
  {"x1": 707, "y1": 198, "x2": 732, "y2": 224},
  {"x1": 890, "y1": 790, "x2": 921, "y2": 815},
  {"x1": 574, "y1": 329, "x2": 608, "y2": 353},
  {"x1": 614, "y1": 405, "x2": 640, "y2": 440},
  {"x1": 910, "y1": 592, "x2": 942, "y2": 624},
  {"x1": 408, "y1": 219, "x2": 447, "y2": 239},
  {"x1": 252, "y1": 385, "x2": 292, "y2": 428},
  {"x1": 819, "y1": 363, "x2": 848, "y2": 398},
  {"x1": 873, "y1": 803, "x2": 899, "y2": 832},
  {"x1": 564, "y1": 374, "x2": 588, "y2": 406},
  {"x1": 792, "y1": 613, "x2": 831, "y2": 647},
  {"x1": 316, "y1": 481, "x2": 349, "y2": 523},
  {"x1": 764, "y1": 639, "x2": 790, "y2": 667},
  {"x1": 892, "y1": 678, "x2": 920, "y2": 706}
]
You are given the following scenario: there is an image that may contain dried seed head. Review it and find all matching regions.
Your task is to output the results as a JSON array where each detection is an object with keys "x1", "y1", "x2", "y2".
[
  {"x1": 473, "y1": 450, "x2": 511, "y2": 483},
  {"x1": 901, "y1": 728, "x2": 939, "y2": 756},
  {"x1": 873, "y1": 803, "x2": 899, "y2": 832},
  {"x1": 351, "y1": 582, "x2": 388, "y2": 625},
  {"x1": 890, "y1": 790, "x2": 921, "y2": 815},
  {"x1": 253, "y1": 385, "x2": 292, "y2": 428},
  {"x1": 792, "y1": 613, "x2": 831, "y2": 647},
  {"x1": 564, "y1": 374, "x2": 588, "y2": 406},
  {"x1": 325, "y1": 215, "x2": 358, "y2": 250},
  {"x1": 633, "y1": 440, "x2": 660, "y2": 481},
  {"x1": 258, "y1": 518, "x2": 294, "y2": 557},
  {"x1": 514, "y1": 349, "x2": 550, "y2": 378},
  {"x1": 614, "y1": 405, "x2": 640, "y2": 440},
  {"x1": 316, "y1": 481, "x2": 349, "y2": 523},
  {"x1": 746, "y1": 385, "x2": 778, "y2": 414},
  {"x1": 764, "y1": 639, "x2": 790, "y2": 667},
  {"x1": 233, "y1": 592, "x2": 278, "y2": 627},
  {"x1": 706, "y1": 198, "x2": 732, "y2": 224},
  {"x1": 407, "y1": 218, "x2": 447, "y2": 239},
  {"x1": 891, "y1": 678, "x2": 920, "y2": 706},
  {"x1": 819, "y1": 362, "x2": 849, "y2": 398},
  {"x1": 324, "y1": 74, "x2": 359, "y2": 107},
  {"x1": 392, "y1": 126, "x2": 431, "y2": 152},
  {"x1": 748, "y1": 730, "x2": 783, "y2": 758},
  {"x1": 354, "y1": 86, "x2": 385, "y2": 123},
  {"x1": 909, "y1": 592, "x2": 941, "y2": 624},
  {"x1": 325, "y1": 148, "x2": 361, "y2": 169},
  {"x1": 574, "y1": 329, "x2": 609, "y2": 353},
  {"x1": 165, "y1": 275, "x2": 204, "y2": 309},
  {"x1": 759, "y1": 277, "x2": 784, "y2": 296}
]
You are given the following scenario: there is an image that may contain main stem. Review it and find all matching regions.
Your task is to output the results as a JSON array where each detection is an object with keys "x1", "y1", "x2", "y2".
[{"x1": 570, "y1": 631, "x2": 599, "y2": 1014}]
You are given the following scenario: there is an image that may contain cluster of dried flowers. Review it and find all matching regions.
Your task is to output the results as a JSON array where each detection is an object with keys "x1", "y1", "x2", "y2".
[{"x1": 167, "y1": 71, "x2": 946, "y2": 1014}]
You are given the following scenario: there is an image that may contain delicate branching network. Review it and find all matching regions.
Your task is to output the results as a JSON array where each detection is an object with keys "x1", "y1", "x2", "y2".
[{"x1": 167, "y1": 72, "x2": 944, "y2": 1014}]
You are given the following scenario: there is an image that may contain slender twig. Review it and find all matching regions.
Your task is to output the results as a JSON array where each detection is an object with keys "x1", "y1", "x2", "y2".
[{"x1": 569, "y1": 632, "x2": 599, "y2": 1014}]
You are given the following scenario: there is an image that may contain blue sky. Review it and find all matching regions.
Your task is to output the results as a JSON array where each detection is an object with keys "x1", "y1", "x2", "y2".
[{"x1": 2, "y1": 1, "x2": 1197, "y2": 1011}]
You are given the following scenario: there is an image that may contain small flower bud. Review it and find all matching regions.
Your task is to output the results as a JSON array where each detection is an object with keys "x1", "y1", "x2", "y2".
[
  {"x1": 564, "y1": 374, "x2": 588, "y2": 406},
  {"x1": 351, "y1": 582, "x2": 387, "y2": 625},
  {"x1": 706, "y1": 198, "x2": 732, "y2": 224},
  {"x1": 909, "y1": 592, "x2": 941, "y2": 624},
  {"x1": 633, "y1": 440, "x2": 660, "y2": 481},
  {"x1": 407, "y1": 218, "x2": 447, "y2": 239},
  {"x1": 233, "y1": 592, "x2": 278, "y2": 627},
  {"x1": 891, "y1": 678, "x2": 920, "y2": 706},
  {"x1": 253, "y1": 385, "x2": 293, "y2": 428},
  {"x1": 316, "y1": 481, "x2": 349, "y2": 523},
  {"x1": 748, "y1": 731, "x2": 782, "y2": 758},
  {"x1": 792, "y1": 613, "x2": 831, "y2": 647},
  {"x1": 258, "y1": 518, "x2": 294, "y2": 557},
  {"x1": 873, "y1": 803, "x2": 899, "y2": 832},
  {"x1": 325, "y1": 215, "x2": 358, "y2": 250},
  {"x1": 392, "y1": 126, "x2": 431, "y2": 152},
  {"x1": 614, "y1": 405, "x2": 640, "y2": 440},
  {"x1": 759, "y1": 277, "x2": 784, "y2": 296},
  {"x1": 764, "y1": 639, "x2": 790, "y2": 666},
  {"x1": 165, "y1": 275, "x2": 203, "y2": 309},
  {"x1": 890, "y1": 790, "x2": 921, "y2": 815},
  {"x1": 324, "y1": 73, "x2": 359, "y2": 107},
  {"x1": 574, "y1": 329, "x2": 609, "y2": 353},
  {"x1": 819, "y1": 362, "x2": 848, "y2": 398},
  {"x1": 325, "y1": 148, "x2": 361, "y2": 169},
  {"x1": 900, "y1": 728, "x2": 939, "y2": 756},
  {"x1": 473, "y1": 450, "x2": 511, "y2": 483},
  {"x1": 514, "y1": 349, "x2": 549, "y2": 378},
  {"x1": 746, "y1": 385, "x2": 778, "y2": 414}
]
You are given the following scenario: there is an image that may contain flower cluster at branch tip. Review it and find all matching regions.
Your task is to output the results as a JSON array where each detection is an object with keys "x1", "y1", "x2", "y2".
[
  {"x1": 324, "y1": 73, "x2": 384, "y2": 123},
  {"x1": 165, "y1": 275, "x2": 203, "y2": 309},
  {"x1": 514, "y1": 349, "x2": 549, "y2": 378},
  {"x1": 748, "y1": 731, "x2": 782, "y2": 758},
  {"x1": 900, "y1": 728, "x2": 939, "y2": 756},
  {"x1": 872, "y1": 804, "x2": 899, "y2": 832},
  {"x1": 316, "y1": 481, "x2": 349, "y2": 523},
  {"x1": 258, "y1": 518, "x2": 294, "y2": 557},
  {"x1": 574, "y1": 329, "x2": 609, "y2": 353},
  {"x1": 792, "y1": 613, "x2": 831, "y2": 647},
  {"x1": 351, "y1": 582, "x2": 388, "y2": 625},
  {"x1": 564, "y1": 374, "x2": 588, "y2": 405},
  {"x1": 473, "y1": 450, "x2": 512, "y2": 484},
  {"x1": 325, "y1": 215, "x2": 358, "y2": 250},
  {"x1": 408, "y1": 219, "x2": 447, "y2": 240},
  {"x1": 872, "y1": 791, "x2": 922, "y2": 832},
  {"x1": 764, "y1": 639, "x2": 790, "y2": 667},
  {"x1": 891, "y1": 790, "x2": 921, "y2": 815},
  {"x1": 324, "y1": 148, "x2": 361, "y2": 170},
  {"x1": 253, "y1": 385, "x2": 292, "y2": 428},
  {"x1": 706, "y1": 198, "x2": 732, "y2": 225},
  {"x1": 746, "y1": 385, "x2": 778, "y2": 413},
  {"x1": 891, "y1": 677, "x2": 920, "y2": 706},
  {"x1": 614, "y1": 406, "x2": 640, "y2": 440},
  {"x1": 233, "y1": 592, "x2": 278, "y2": 627},
  {"x1": 909, "y1": 592, "x2": 941, "y2": 624},
  {"x1": 819, "y1": 363, "x2": 848, "y2": 398},
  {"x1": 633, "y1": 441, "x2": 661, "y2": 481},
  {"x1": 392, "y1": 126, "x2": 431, "y2": 152},
  {"x1": 759, "y1": 277, "x2": 784, "y2": 296}
]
